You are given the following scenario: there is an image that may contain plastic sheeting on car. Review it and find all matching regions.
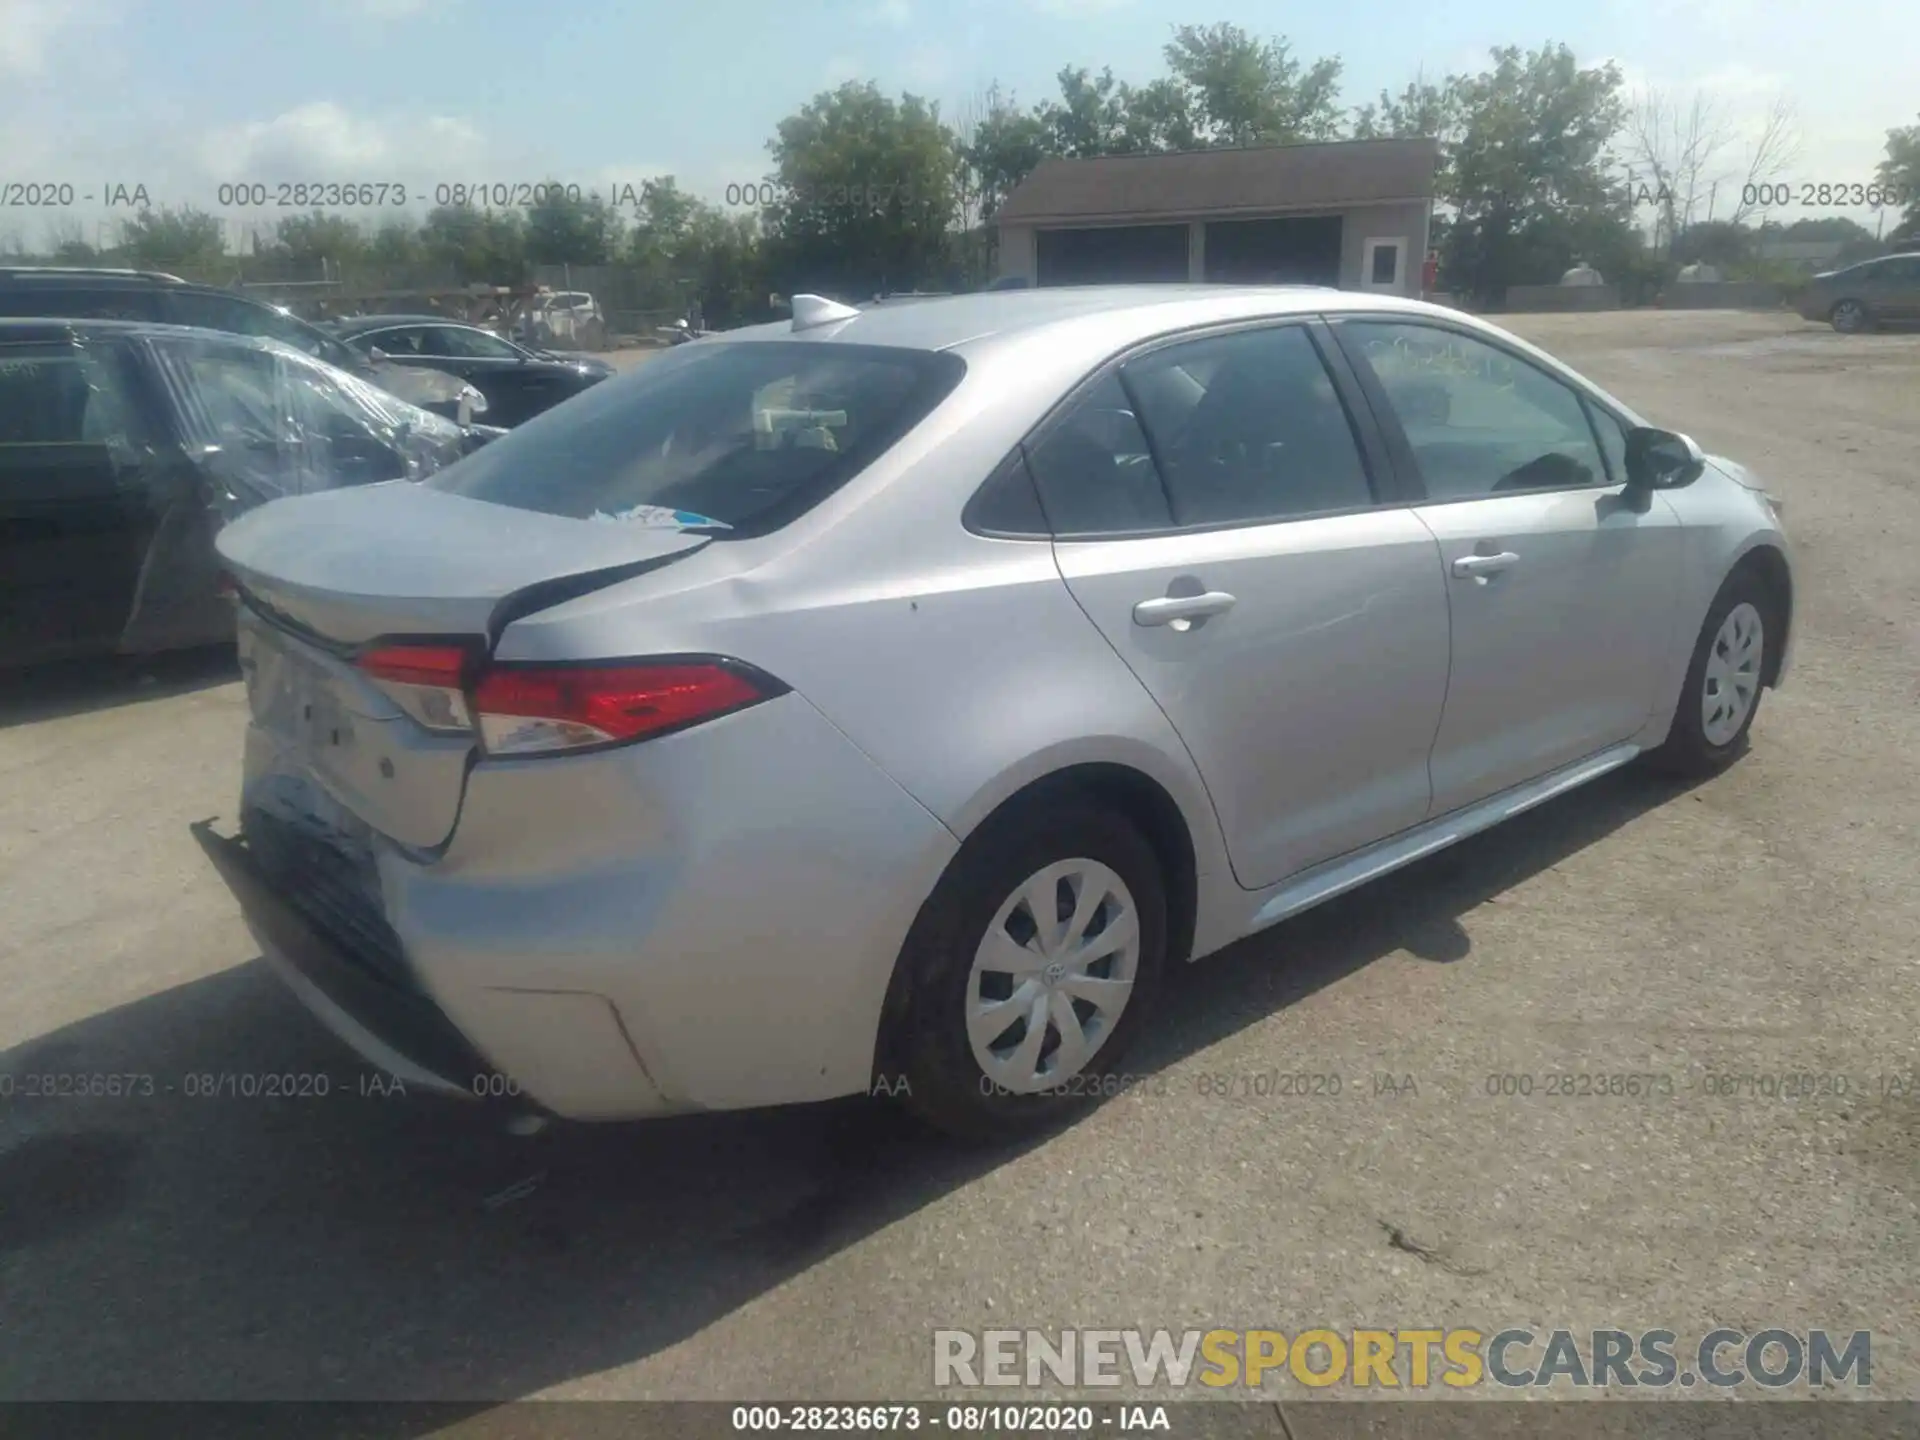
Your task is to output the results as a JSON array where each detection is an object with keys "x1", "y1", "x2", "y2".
[
  {"x1": 120, "y1": 333, "x2": 476, "y2": 654},
  {"x1": 366, "y1": 359, "x2": 485, "y2": 422}
]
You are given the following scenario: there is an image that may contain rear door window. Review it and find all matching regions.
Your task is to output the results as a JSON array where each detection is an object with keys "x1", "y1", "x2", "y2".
[
  {"x1": 0, "y1": 339, "x2": 150, "y2": 446},
  {"x1": 1121, "y1": 324, "x2": 1375, "y2": 525},
  {"x1": 420, "y1": 325, "x2": 521, "y2": 359},
  {"x1": 426, "y1": 340, "x2": 965, "y2": 536},
  {"x1": 359, "y1": 326, "x2": 429, "y2": 356},
  {"x1": 1023, "y1": 373, "x2": 1171, "y2": 535}
]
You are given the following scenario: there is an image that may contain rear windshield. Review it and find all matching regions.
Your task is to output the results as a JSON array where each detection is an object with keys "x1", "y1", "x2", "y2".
[{"x1": 425, "y1": 340, "x2": 965, "y2": 536}]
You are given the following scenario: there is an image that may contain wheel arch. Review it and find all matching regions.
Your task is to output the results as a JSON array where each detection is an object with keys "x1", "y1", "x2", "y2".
[
  {"x1": 1729, "y1": 542, "x2": 1792, "y2": 686},
  {"x1": 977, "y1": 761, "x2": 1202, "y2": 971},
  {"x1": 874, "y1": 757, "x2": 1205, "y2": 1078}
]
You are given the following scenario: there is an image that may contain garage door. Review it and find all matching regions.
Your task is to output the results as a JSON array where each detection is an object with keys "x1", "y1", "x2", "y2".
[
  {"x1": 1204, "y1": 216, "x2": 1343, "y2": 286},
  {"x1": 1036, "y1": 225, "x2": 1190, "y2": 286}
]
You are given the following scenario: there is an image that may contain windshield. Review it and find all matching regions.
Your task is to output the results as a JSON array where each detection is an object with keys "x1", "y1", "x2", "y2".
[{"x1": 425, "y1": 340, "x2": 964, "y2": 535}]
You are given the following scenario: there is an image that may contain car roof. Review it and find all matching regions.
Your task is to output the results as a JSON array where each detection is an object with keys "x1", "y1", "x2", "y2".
[
  {"x1": 334, "y1": 314, "x2": 486, "y2": 332},
  {"x1": 717, "y1": 284, "x2": 1437, "y2": 354},
  {"x1": 0, "y1": 316, "x2": 308, "y2": 351},
  {"x1": 0, "y1": 266, "x2": 189, "y2": 285}
]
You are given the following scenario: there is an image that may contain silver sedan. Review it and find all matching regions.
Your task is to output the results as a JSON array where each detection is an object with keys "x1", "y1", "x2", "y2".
[{"x1": 197, "y1": 285, "x2": 1794, "y2": 1140}]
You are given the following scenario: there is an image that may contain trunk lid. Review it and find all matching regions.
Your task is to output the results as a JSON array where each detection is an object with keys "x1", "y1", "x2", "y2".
[{"x1": 219, "y1": 481, "x2": 714, "y2": 849}]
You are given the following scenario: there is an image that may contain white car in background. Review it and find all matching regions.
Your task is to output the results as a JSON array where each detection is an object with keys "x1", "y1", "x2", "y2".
[{"x1": 520, "y1": 291, "x2": 605, "y2": 349}]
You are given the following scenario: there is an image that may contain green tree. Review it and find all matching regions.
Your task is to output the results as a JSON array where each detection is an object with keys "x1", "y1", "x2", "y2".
[
  {"x1": 1161, "y1": 22, "x2": 1345, "y2": 145},
  {"x1": 1351, "y1": 75, "x2": 1454, "y2": 142},
  {"x1": 682, "y1": 209, "x2": 769, "y2": 327},
  {"x1": 621, "y1": 176, "x2": 741, "y2": 314},
  {"x1": 960, "y1": 84, "x2": 1052, "y2": 223},
  {"x1": 1762, "y1": 214, "x2": 1885, "y2": 268},
  {"x1": 270, "y1": 211, "x2": 370, "y2": 273},
  {"x1": 1440, "y1": 45, "x2": 1633, "y2": 304},
  {"x1": 1877, "y1": 114, "x2": 1920, "y2": 242},
  {"x1": 119, "y1": 206, "x2": 227, "y2": 272},
  {"x1": 368, "y1": 219, "x2": 424, "y2": 273},
  {"x1": 419, "y1": 204, "x2": 528, "y2": 284},
  {"x1": 524, "y1": 183, "x2": 624, "y2": 264},
  {"x1": 623, "y1": 177, "x2": 701, "y2": 274},
  {"x1": 763, "y1": 81, "x2": 958, "y2": 298},
  {"x1": 1036, "y1": 67, "x2": 1134, "y2": 157},
  {"x1": 1669, "y1": 218, "x2": 1754, "y2": 267}
]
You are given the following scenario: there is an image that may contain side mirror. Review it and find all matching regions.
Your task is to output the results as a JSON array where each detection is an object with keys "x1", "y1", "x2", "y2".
[
  {"x1": 1624, "y1": 426, "x2": 1706, "y2": 491},
  {"x1": 367, "y1": 346, "x2": 390, "y2": 363}
]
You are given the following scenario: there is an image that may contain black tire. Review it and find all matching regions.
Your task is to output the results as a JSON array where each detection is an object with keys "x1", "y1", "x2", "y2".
[
  {"x1": 1646, "y1": 567, "x2": 1776, "y2": 778},
  {"x1": 1830, "y1": 299, "x2": 1871, "y2": 334},
  {"x1": 879, "y1": 799, "x2": 1168, "y2": 1142}
]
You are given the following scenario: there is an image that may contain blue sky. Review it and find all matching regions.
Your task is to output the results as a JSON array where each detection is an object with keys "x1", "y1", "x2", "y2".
[{"x1": 1, "y1": 0, "x2": 1914, "y2": 251}]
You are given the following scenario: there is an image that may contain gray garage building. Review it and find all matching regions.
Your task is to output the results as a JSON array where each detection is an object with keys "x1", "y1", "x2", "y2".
[{"x1": 994, "y1": 137, "x2": 1438, "y2": 297}]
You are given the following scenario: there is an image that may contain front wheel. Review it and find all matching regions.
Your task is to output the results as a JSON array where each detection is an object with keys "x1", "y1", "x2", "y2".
[
  {"x1": 1830, "y1": 299, "x2": 1871, "y2": 333},
  {"x1": 1646, "y1": 570, "x2": 1774, "y2": 777},
  {"x1": 880, "y1": 800, "x2": 1168, "y2": 1141}
]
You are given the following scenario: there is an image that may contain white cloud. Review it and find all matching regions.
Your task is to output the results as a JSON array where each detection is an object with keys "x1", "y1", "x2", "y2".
[
  {"x1": 822, "y1": 54, "x2": 863, "y2": 86},
  {"x1": 864, "y1": 0, "x2": 912, "y2": 28},
  {"x1": 0, "y1": 0, "x2": 107, "y2": 77},
  {"x1": 198, "y1": 103, "x2": 486, "y2": 180}
]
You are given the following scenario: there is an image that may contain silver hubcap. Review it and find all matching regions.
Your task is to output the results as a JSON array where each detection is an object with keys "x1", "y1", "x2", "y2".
[
  {"x1": 967, "y1": 858, "x2": 1140, "y2": 1094},
  {"x1": 1834, "y1": 303, "x2": 1864, "y2": 331},
  {"x1": 1701, "y1": 601, "x2": 1764, "y2": 747}
]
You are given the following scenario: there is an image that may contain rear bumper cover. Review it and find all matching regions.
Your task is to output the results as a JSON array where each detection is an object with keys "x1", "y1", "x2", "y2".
[
  {"x1": 191, "y1": 819, "x2": 502, "y2": 1102},
  {"x1": 212, "y1": 691, "x2": 960, "y2": 1121}
]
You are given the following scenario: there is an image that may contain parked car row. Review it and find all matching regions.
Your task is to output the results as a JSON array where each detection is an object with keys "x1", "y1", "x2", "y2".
[
  {"x1": 0, "y1": 267, "x2": 629, "y2": 670},
  {"x1": 0, "y1": 316, "x2": 503, "y2": 667}
]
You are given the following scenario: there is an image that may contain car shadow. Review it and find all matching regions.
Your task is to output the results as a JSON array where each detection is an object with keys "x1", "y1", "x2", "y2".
[
  {"x1": 0, "y1": 764, "x2": 1694, "y2": 1413},
  {"x1": 0, "y1": 645, "x2": 239, "y2": 730}
]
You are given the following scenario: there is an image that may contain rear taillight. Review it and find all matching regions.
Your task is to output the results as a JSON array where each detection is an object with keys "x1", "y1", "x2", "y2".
[
  {"x1": 355, "y1": 647, "x2": 781, "y2": 755},
  {"x1": 472, "y1": 660, "x2": 779, "y2": 756},
  {"x1": 357, "y1": 643, "x2": 475, "y2": 732}
]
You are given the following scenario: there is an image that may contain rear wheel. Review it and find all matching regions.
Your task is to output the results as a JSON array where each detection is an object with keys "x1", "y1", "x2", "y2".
[
  {"x1": 880, "y1": 800, "x2": 1167, "y2": 1142},
  {"x1": 1830, "y1": 299, "x2": 1871, "y2": 333},
  {"x1": 1647, "y1": 569, "x2": 1774, "y2": 777}
]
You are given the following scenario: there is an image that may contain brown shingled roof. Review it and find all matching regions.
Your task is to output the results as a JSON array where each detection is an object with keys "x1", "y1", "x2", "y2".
[{"x1": 996, "y1": 137, "x2": 1441, "y2": 224}]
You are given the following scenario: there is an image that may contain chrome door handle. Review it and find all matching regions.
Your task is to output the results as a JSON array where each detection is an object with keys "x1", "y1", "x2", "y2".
[
  {"x1": 1133, "y1": 591, "x2": 1237, "y2": 627},
  {"x1": 1452, "y1": 551, "x2": 1519, "y2": 578}
]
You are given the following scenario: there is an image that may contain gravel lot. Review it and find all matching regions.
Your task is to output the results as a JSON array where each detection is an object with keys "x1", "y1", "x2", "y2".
[{"x1": 1, "y1": 309, "x2": 1915, "y2": 1408}]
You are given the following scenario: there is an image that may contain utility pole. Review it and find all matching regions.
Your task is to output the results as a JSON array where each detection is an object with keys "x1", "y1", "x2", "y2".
[{"x1": 1707, "y1": 182, "x2": 1717, "y2": 225}]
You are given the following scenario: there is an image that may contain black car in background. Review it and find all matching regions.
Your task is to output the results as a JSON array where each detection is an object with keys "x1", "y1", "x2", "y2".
[
  {"x1": 0, "y1": 267, "x2": 371, "y2": 372},
  {"x1": 0, "y1": 318, "x2": 497, "y2": 669},
  {"x1": 328, "y1": 315, "x2": 615, "y2": 426}
]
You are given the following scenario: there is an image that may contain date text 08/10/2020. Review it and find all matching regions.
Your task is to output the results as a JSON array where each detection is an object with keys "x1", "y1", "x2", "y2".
[{"x1": 0, "y1": 1071, "x2": 522, "y2": 1100}]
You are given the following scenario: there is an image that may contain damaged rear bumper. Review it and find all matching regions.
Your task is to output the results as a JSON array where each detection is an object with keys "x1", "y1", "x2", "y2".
[{"x1": 191, "y1": 818, "x2": 506, "y2": 1102}]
